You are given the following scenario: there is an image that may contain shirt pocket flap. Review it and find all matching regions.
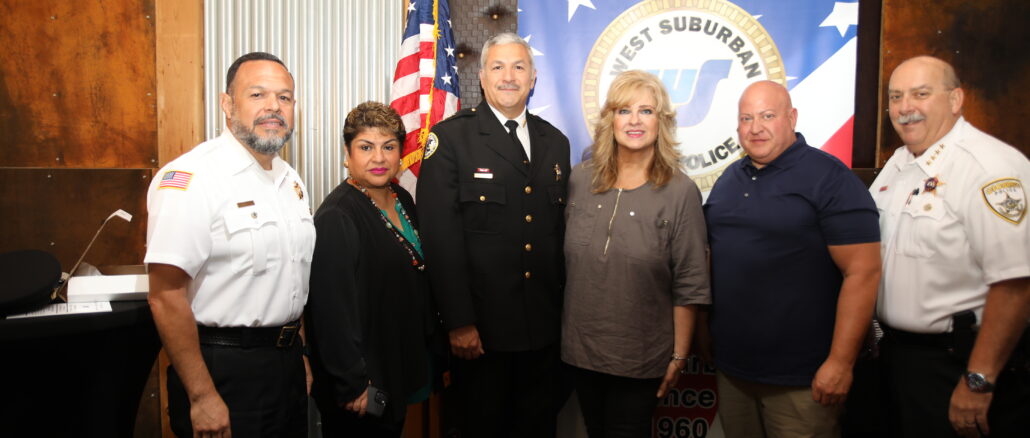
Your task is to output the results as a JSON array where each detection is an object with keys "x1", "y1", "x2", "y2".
[
  {"x1": 901, "y1": 197, "x2": 946, "y2": 221},
  {"x1": 896, "y1": 196, "x2": 946, "y2": 258},
  {"x1": 224, "y1": 205, "x2": 277, "y2": 234},
  {"x1": 222, "y1": 205, "x2": 279, "y2": 274},
  {"x1": 459, "y1": 182, "x2": 507, "y2": 205}
]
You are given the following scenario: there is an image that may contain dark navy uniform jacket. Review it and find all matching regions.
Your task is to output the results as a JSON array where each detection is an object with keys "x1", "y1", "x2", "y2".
[{"x1": 417, "y1": 99, "x2": 571, "y2": 352}]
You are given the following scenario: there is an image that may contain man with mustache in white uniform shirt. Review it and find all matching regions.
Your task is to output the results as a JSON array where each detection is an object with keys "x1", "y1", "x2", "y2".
[{"x1": 872, "y1": 55, "x2": 1030, "y2": 438}]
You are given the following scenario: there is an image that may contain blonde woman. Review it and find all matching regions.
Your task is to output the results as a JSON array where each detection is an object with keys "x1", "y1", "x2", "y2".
[{"x1": 561, "y1": 70, "x2": 711, "y2": 437}]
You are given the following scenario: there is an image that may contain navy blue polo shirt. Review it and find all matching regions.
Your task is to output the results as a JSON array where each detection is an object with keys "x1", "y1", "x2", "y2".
[{"x1": 703, "y1": 133, "x2": 879, "y2": 386}]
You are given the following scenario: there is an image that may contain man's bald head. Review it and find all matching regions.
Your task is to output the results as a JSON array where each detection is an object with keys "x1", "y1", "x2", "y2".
[
  {"x1": 893, "y1": 56, "x2": 961, "y2": 89},
  {"x1": 736, "y1": 80, "x2": 798, "y2": 168},
  {"x1": 739, "y1": 80, "x2": 794, "y2": 110}
]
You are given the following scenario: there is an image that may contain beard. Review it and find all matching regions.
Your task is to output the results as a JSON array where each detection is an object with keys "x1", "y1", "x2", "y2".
[{"x1": 230, "y1": 113, "x2": 293, "y2": 154}]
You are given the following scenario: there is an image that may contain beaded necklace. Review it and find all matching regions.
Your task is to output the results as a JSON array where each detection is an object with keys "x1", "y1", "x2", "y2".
[{"x1": 347, "y1": 178, "x2": 425, "y2": 272}]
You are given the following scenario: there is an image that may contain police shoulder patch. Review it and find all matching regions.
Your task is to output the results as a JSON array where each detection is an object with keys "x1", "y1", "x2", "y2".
[
  {"x1": 981, "y1": 178, "x2": 1026, "y2": 224},
  {"x1": 424, "y1": 132, "x2": 440, "y2": 160}
]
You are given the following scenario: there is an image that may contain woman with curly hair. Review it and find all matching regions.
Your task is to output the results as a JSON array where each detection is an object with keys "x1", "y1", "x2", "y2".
[{"x1": 306, "y1": 101, "x2": 440, "y2": 436}]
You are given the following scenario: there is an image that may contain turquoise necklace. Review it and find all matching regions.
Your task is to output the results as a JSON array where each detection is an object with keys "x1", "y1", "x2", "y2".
[{"x1": 347, "y1": 178, "x2": 425, "y2": 272}]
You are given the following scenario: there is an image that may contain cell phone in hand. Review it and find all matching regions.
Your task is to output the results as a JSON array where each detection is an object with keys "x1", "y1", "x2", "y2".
[{"x1": 366, "y1": 386, "x2": 389, "y2": 417}]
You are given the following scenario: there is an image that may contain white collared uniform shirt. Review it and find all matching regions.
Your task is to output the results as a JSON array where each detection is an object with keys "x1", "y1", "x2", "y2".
[
  {"x1": 145, "y1": 131, "x2": 316, "y2": 327},
  {"x1": 871, "y1": 118, "x2": 1030, "y2": 333}
]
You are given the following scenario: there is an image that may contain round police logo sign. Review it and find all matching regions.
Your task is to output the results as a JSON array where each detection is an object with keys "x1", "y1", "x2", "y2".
[{"x1": 581, "y1": 0, "x2": 785, "y2": 191}]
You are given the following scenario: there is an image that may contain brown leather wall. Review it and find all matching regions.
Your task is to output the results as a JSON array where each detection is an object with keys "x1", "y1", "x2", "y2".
[
  {"x1": 878, "y1": 0, "x2": 1029, "y2": 167},
  {"x1": 0, "y1": 1, "x2": 154, "y2": 268}
]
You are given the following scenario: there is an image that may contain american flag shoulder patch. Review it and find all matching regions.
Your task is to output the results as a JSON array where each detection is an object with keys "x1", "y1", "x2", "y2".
[{"x1": 158, "y1": 170, "x2": 193, "y2": 190}]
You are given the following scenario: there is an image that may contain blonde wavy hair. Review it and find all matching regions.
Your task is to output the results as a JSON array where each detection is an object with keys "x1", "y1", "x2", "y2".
[{"x1": 588, "y1": 70, "x2": 682, "y2": 193}]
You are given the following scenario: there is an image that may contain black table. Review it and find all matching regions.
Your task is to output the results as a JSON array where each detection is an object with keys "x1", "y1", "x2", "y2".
[{"x1": 0, "y1": 300, "x2": 160, "y2": 437}]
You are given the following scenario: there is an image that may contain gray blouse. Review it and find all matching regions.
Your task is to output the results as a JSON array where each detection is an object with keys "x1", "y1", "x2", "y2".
[{"x1": 561, "y1": 162, "x2": 711, "y2": 378}]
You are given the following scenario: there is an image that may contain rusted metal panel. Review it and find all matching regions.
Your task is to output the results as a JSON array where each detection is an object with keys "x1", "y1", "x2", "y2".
[
  {"x1": 880, "y1": 0, "x2": 1029, "y2": 166},
  {"x1": 0, "y1": 168, "x2": 149, "y2": 271},
  {"x1": 0, "y1": 0, "x2": 158, "y2": 168}
]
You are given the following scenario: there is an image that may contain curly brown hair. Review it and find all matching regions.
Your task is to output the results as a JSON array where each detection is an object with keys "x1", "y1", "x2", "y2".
[{"x1": 342, "y1": 101, "x2": 406, "y2": 152}]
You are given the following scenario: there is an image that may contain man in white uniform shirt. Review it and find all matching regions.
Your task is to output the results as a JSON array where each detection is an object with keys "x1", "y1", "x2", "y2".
[
  {"x1": 871, "y1": 55, "x2": 1030, "y2": 438},
  {"x1": 146, "y1": 52, "x2": 315, "y2": 437}
]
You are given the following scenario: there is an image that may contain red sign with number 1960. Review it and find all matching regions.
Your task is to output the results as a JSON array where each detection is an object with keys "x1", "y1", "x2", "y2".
[{"x1": 652, "y1": 356, "x2": 719, "y2": 438}]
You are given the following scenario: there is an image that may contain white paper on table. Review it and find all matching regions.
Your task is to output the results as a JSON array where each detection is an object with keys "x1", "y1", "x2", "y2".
[{"x1": 5, "y1": 301, "x2": 113, "y2": 319}]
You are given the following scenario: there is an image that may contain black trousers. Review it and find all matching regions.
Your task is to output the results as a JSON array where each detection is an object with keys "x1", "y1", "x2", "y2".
[
  {"x1": 572, "y1": 365, "x2": 662, "y2": 438},
  {"x1": 317, "y1": 405, "x2": 405, "y2": 438},
  {"x1": 167, "y1": 343, "x2": 307, "y2": 437},
  {"x1": 881, "y1": 330, "x2": 1030, "y2": 438},
  {"x1": 841, "y1": 354, "x2": 888, "y2": 438},
  {"x1": 449, "y1": 344, "x2": 562, "y2": 438}
]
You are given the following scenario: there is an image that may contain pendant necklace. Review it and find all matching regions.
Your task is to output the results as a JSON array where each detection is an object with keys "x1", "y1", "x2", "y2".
[{"x1": 347, "y1": 178, "x2": 425, "y2": 271}]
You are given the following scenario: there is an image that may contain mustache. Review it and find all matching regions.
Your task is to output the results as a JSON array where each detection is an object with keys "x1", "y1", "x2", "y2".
[
  {"x1": 896, "y1": 112, "x2": 926, "y2": 125},
  {"x1": 255, "y1": 113, "x2": 287, "y2": 127},
  {"x1": 497, "y1": 82, "x2": 520, "y2": 91}
]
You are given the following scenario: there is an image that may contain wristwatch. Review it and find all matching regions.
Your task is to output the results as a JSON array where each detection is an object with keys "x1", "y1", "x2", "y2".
[{"x1": 964, "y1": 371, "x2": 995, "y2": 393}]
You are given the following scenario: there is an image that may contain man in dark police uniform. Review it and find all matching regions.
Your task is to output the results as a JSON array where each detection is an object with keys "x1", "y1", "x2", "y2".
[{"x1": 417, "y1": 32, "x2": 571, "y2": 437}]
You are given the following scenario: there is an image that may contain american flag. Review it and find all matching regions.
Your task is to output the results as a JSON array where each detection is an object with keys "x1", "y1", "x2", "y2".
[
  {"x1": 158, "y1": 170, "x2": 193, "y2": 191},
  {"x1": 391, "y1": 0, "x2": 461, "y2": 195}
]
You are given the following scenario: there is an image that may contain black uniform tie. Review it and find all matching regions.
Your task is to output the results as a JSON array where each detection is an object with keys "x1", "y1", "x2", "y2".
[{"x1": 505, "y1": 119, "x2": 529, "y2": 165}]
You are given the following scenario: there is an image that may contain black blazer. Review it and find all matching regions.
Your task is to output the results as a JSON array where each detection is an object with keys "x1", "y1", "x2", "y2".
[
  {"x1": 417, "y1": 100, "x2": 571, "y2": 352},
  {"x1": 305, "y1": 183, "x2": 437, "y2": 422}
]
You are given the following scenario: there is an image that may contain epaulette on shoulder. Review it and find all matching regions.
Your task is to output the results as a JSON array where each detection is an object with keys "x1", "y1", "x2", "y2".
[
  {"x1": 528, "y1": 112, "x2": 558, "y2": 130},
  {"x1": 437, "y1": 107, "x2": 477, "y2": 125}
]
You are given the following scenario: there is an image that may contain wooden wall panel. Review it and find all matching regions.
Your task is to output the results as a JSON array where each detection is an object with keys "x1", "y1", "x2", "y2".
[
  {"x1": 0, "y1": 168, "x2": 149, "y2": 269},
  {"x1": 153, "y1": 1, "x2": 205, "y2": 435},
  {"x1": 156, "y1": 0, "x2": 204, "y2": 166},
  {"x1": 851, "y1": 0, "x2": 882, "y2": 170},
  {"x1": 879, "y1": 0, "x2": 1029, "y2": 167},
  {"x1": 0, "y1": 0, "x2": 157, "y2": 168},
  {"x1": 134, "y1": 356, "x2": 164, "y2": 438}
]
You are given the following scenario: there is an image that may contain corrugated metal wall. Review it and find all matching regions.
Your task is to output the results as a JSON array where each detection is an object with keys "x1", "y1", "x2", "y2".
[{"x1": 204, "y1": 0, "x2": 402, "y2": 208}]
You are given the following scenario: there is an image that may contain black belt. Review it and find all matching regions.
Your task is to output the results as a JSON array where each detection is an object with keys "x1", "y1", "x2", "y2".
[
  {"x1": 881, "y1": 326, "x2": 958, "y2": 349},
  {"x1": 197, "y1": 319, "x2": 301, "y2": 348},
  {"x1": 881, "y1": 310, "x2": 977, "y2": 352}
]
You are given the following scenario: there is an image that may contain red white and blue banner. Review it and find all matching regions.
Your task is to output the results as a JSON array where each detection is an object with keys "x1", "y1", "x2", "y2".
[
  {"x1": 521, "y1": 0, "x2": 860, "y2": 198},
  {"x1": 391, "y1": 0, "x2": 461, "y2": 195},
  {"x1": 523, "y1": 2, "x2": 860, "y2": 435}
]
